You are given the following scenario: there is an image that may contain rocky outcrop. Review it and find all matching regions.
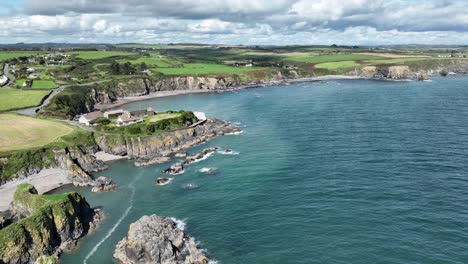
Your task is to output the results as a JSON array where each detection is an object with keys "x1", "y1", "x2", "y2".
[
  {"x1": 360, "y1": 65, "x2": 429, "y2": 80},
  {"x1": 113, "y1": 215, "x2": 209, "y2": 264},
  {"x1": 95, "y1": 118, "x2": 240, "y2": 162},
  {"x1": 91, "y1": 176, "x2": 117, "y2": 193},
  {"x1": 162, "y1": 147, "x2": 219, "y2": 175},
  {"x1": 0, "y1": 184, "x2": 102, "y2": 264}
]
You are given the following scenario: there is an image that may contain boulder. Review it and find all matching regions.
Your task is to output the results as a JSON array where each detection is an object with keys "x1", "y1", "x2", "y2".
[{"x1": 91, "y1": 176, "x2": 117, "y2": 193}]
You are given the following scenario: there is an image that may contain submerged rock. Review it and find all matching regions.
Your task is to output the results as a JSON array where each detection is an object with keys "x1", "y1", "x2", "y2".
[
  {"x1": 155, "y1": 178, "x2": 172, "y2": 186},
  {"x1": 91, "y1": 176, "x2": 117, "y2": 193},
  {"x1": 162, "y1": 163, "x2": 185, "y2": 175},
  {"x1": 183, "y1": 147, "x2": 219, "y2": 166},
  {"x1": 113, "y1": 215, "x2": 209, "y2": 264}
]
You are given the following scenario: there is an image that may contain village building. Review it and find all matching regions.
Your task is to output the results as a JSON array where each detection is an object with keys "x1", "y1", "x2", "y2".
[
  {"x1": 78, "y1": 111, "x2": 103, "y2": 126},
  {"x1": 116, "y1": 112, "x2": 143, "y2": 126},
  {"x1": 130, "y1": 109, "x2": 155, "y2": 117},
  {"x1": 28, "y1": 73, "x2": 40, "y2": 79},
  {"x1": 104, "y1": 109, "x2": 126, "y2": 118}
]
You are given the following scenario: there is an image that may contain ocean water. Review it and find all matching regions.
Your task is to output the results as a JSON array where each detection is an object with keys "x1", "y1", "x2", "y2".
[{"x1": 60, "y1": 77, "x2": 468, "y2": 264}]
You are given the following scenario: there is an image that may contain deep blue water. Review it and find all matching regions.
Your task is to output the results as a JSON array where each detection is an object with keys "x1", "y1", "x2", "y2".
[{"x1": 61, "y1": 77, "x2": 468, "y2": 264}]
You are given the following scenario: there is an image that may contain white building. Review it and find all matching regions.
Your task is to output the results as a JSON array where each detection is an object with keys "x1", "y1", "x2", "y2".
[
  {"x1": 193, "y1": 112, "x2": 207, "y2": 121},
  {"x1": 116, "y1": 113, "x2": 143, "y2": 126},
  {"x1": 0, "y1": 75, "x2": 8, "y2": 86},
  {"x1": 78, "y1": 111, "x2": 104, "y2": 126},
  {"x1": 103, "y1": 109, "x2": 126, "y2": 118}
]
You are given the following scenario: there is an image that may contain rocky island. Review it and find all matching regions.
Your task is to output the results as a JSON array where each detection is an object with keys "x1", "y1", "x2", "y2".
[{"x1": 114, "y1": 215, "x2": 210, "y2": 264}]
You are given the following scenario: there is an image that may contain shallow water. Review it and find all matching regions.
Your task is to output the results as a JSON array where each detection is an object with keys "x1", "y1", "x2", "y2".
[{"x1": 61, "y1": 77, "x2": 468, "y2": 264}]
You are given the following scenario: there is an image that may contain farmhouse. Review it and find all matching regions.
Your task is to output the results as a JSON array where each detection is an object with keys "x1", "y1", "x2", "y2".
[
  {"x1": 78, "y1": 111, "x2": 103, "y2": 126},
  {"x1": 116, "y1": 112, "x2": 143, "y2": 126},
  {"x1": 104, "y1": 109, "x2": 126, "y2": 118}
]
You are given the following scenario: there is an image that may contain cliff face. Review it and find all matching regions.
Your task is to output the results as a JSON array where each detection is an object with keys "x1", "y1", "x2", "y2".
[
  {"x1": 0, "y1": 184, "x2": 99, "y2": 264},
  {"x1": 360, "y1": 65, "x2": 428, "y2": 80},
  {"x1": 95, "y1": 118, "x2": 240, "y2": 160},
  {"x1": 0, "y1": 145, "x2": 106, "y2": 187},
  {"x1": 114, "y1": 215, "x2": 209, "y2": 264}
]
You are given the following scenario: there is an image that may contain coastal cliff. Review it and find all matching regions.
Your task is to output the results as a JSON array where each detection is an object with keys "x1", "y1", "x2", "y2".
[
  {"x1": 0, "y1": 145, "x2": 106, "y2": 187},
  {"x1": 114, "y1": 215, "x2": 209, "y2": 264},
  {"x1": 95, "y1": 118, "x2": 240, "y2": 164},
  {"x1": 0, "y1": 184, "x2": 101, "y2": 264}
]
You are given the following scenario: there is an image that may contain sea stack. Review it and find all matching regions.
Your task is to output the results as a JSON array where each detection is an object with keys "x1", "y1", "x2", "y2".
[{"x1": 113, "y1": 215, "x2": 209, "y2": 264}]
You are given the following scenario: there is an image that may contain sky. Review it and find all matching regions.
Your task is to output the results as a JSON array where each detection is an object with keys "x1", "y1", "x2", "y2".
[{"x1": 0, "y1": 0, "x2": 467, "y2": 45}]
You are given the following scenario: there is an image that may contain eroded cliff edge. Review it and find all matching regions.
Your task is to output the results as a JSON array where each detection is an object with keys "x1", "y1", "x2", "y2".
[{"x1": 0, "y1": 184, "x2": 102, "y2": 264}]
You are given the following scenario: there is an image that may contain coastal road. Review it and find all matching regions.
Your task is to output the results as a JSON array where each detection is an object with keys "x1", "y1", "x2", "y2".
[
  {"x1": 16, "y1": 86, "x2": 65, "y2": 116},
  {"x1": 16, "y1": 78, "x2": 118, "y2": 116},
  {"x1": 1, "y1": 63, "x2": 14, "y2": 87}
]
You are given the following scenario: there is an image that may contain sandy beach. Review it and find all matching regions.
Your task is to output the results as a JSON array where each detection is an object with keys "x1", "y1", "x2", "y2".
[{"x1": 0, "y1": 168, "x2": 71, "y2": 212}]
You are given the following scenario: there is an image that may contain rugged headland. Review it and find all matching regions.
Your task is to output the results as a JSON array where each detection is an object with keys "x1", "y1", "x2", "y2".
[
  {"x1": 114, "y1": 215, "x2": 210, "y2": 264},
  {"x1": 0, "y1": 183, "x2": 102, "y2": 264}
]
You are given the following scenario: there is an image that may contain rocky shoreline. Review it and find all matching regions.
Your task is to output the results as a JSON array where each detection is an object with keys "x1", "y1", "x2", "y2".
[{"x1": 95, "y1": 68, "x2": 468, "y2": 112}]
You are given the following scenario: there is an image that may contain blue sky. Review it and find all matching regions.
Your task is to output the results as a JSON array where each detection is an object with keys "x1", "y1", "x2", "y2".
[{"x1": 0, "y1": 0, "x2": 467, "y2": 45}]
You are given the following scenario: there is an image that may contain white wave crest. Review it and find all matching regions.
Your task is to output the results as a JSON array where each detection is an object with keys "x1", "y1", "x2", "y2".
[
  {"x1": 84, "y1": 177, "x2": 139, "y2": 264},
  {"x1": 225, "y1": 130, "x2": 243, "y2": 135},
  {"x1": 218, "y1": 149, "x2": 239, "y2": 155},
  {"x1": 170, "y1": 217, "x2": 187, "y2": 231}
]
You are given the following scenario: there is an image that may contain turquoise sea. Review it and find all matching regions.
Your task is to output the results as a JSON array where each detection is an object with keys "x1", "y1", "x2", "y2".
[{"x1": 61, "y1": 77, "x2": 468, "y2": 264}]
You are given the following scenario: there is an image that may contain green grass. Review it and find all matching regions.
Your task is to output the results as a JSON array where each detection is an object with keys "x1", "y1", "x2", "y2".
[
  {"x1": 31, "y1": 80, "x2": 57, "y2": 89},
  {"x1": 119, "y1": 56, "x2": 180, "y2": 67},
  {"x1": 0, "y1": 89, "x2": 50, "y2": 111},
  {"x1": 315, "y1": 61, "x2": 360, "y2": 69},
  {"x1": 0, "y1": 113, "x2": 76, "y2": 152},
  {"x1": 364, "y1": 57, "x2": 441, "y2": 65},
  {"x1": 13, "y1": 79, "x2": 27, "y2": 87},
  {"x1": 0, "y1": 51, "x2": 45, "y2": 61},
  {"x1": 152, "y1": 63, "x2": 263, "y2": 75},
  {"x1": 148, "y1": 112, "x2": 181, "y2": 122},
  {"x1": 285, "y1": 54, "x2": 386, "y2": 64},
  {"x1": 68, "y1": 51, "x2": 137, "y2": 60}
]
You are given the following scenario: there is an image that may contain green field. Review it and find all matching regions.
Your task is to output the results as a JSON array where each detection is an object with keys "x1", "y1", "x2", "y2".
[
  {"x1": 119, "y1": 56, "x2": 180, "y2": 67},
  {"x1": 13, "y1": 79, "x2": 26, "y2": 87},
  {"x1": 0, "y1": 89, "x2": 50, "y2": 111},
  {"x1": 31, "y1": 80, "x2": 57, "y2": 89},
  {"x1": 285, "y1": 54, "x2": 386, "y2": 64},
  {"x1": 315, "y1": 61, "x2": 360, "y2": 69},
  {"x1": 148, "y1": 112, "x2": 181, "y2": 122},
  {"x1": 68, "y1": 51, "x2": 136, "y2": 60},
  {"x1": 0, "y1": 113, "x2": 75, "y2": 152},
  {"x1": 0, "y1": 51, "x2": 45, "y2": 61},
  {"x1": 152, "y1": 63, "x2": 263, "y2": 75}
]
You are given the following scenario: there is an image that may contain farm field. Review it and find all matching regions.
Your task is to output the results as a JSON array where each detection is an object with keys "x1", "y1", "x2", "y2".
[
  {"x1": 0, "y1": 51, "x2": 45, "y2": 61},
  {"x1": 118, "y1": 56, "x2": 181, "y2": 67},
  {"x1": 0, "y1": 89, "x2": 50, "y2": 111},
  {"x1": 284, "y1": 54, "x2": 387, "y2": 63},
  {"x1": 0, "y1": 113, "x2": 75, "y2": 152},
  {"x1": 152, "y1": 63, "x2": 263, "y2": 75},
  {"x1": 31, "y1": 80, "x2": 57, "y2": 89},
  {"x1": 68, "y1": 51, "x2": 136, "y2": 59},
  {"x1": 315, "y1": 61, "x2": 360, "y2": 69}
]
